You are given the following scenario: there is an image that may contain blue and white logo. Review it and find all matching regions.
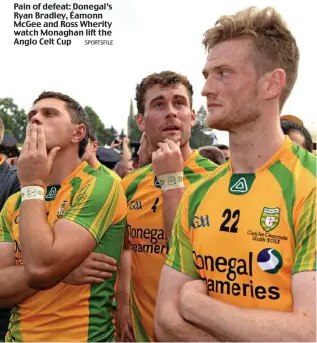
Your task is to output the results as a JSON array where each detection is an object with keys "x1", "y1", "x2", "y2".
[{"x1": 257, "y1": 248, "x2": 283, "y2": 274}]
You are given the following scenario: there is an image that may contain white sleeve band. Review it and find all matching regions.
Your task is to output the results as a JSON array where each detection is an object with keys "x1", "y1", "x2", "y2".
[
  {"x1": 21, "y1": 186, "x2": 45, "y2": 202},
  {"x1": 158, "y1": 172, "x2": 184, "y2": 191}
]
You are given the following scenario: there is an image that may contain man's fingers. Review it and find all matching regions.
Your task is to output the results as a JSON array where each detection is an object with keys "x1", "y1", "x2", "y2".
[
  {"x1": 124, "y1": 327, "x2": 135, "y2": 342},
  {"x1": 29, "y1": 124, "x2": 38, "y2": 151},
  {"x1": 88, "y1": 269, "x2": 113, "y2": 279},
  {"x1": 91, "y1": 252, "x2": 116, "y2": 265},
  {"x1": 89, "y1": 260, "x2": 117, "y2": 273},
  {"x1": 22, "y1": 125, "x2": 31, "y2": 152},
  {"x1": 158, "y1": 141, "x2": 171, "y2": 152},
  {"x1": 37, "y1": 125, "x2": 47, "y2": 155},
  {"x1": 48, "y1": 147, "x2": 61, "y2": 167},
  {"x1": 165, "y1": 138, "x2": 180, "y2": 150},
  {"x1": 84, "y1": 277, "x2": 105, "y2": 284}
]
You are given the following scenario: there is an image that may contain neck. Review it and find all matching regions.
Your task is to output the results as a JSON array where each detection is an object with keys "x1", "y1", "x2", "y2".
[
  {"x1": 47, "y1": 148, "x2": 82, "y2": 186},
  {"x1": 87, "y1": 155, "x2": 99, "y2": 169},
  {"x1": 180, "y1": 142, "x2": 193, "y2": 162},
  {"x1": 229, "y1": 114, "x2": 285, "y2": 174}
]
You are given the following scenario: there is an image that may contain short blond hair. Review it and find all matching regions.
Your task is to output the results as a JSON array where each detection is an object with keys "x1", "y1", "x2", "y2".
[
  {"x1": 0, "y1": 119, "x2": 3, "y2": 143},
  {"x1": 203, "y1": 7, "x2": 299, "y2": 109}
]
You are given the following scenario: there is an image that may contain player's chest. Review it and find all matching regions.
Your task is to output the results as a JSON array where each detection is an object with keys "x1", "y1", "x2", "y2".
[
  {"x1": 189, "y1": 186, "x2": 295, "y2": 256},
  {"x1": 11, "y1": 191, "x2": 72, "y2": 246}
]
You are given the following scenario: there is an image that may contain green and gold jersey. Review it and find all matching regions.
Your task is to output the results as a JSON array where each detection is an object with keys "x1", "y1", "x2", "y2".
[
  {"x1": 167, "y1": 137, "x2": 316, "y2": 310},
  {"x1": 97, "y1": 161, "x2": 121, "y2": 182},
  {"x1": 0, "y1": 162, "x2": 127, "y2": 342},
  {"x1": 121, "y1": 150, "x2": 217, "y2": 342}
]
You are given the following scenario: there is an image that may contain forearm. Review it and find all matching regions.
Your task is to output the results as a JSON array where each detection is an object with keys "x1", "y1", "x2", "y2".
[
  {"x1": 0, "y1": 266, "x2": 37, "y2": 308},
  {"x1": 182, "y1": 294, "x2": 315, "y2": 342},
  {"x1": 162, "y1": 188, "x2": 184, "y2": 241},
  {"x1": 155, "y1": 305, "x2": 219, "y2": 342},
  {"x1": 116, "y1": 249, "x2": 131, "y2": 309},
  {"x1": 122, "y1": 144, "x2": 131, "y2": 169},
  {"x1": 19, "y1": 199, "x2": 54, "y2": 268}
]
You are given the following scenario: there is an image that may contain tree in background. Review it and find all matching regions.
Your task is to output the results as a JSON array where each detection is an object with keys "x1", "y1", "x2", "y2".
[
  {"x1": 127, "y1": 99, "x2": 142, "y2": 142},
  {"x1": 189, "y1": 105, "x2": 213, "y2": 148},
  {"x1": 84, "y1": 106, "x2": 119, "y2": 146},
  {"x1": 0, "y1": 98, "x2": 27, "y2": 143}
]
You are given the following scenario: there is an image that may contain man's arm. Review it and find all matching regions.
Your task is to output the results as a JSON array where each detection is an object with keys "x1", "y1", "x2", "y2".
[
  {"x1": 19, "y1": 200, "x2": 96, "y2": 289},
  {"x1": 116, "y1": 230, "x2": 134, "y2": 341},
  {"x1": 152, "y1": 139, "x2": 185, "y2": 241},
  {"x1": 0, "y1": 242, "x2": 37, "y2": 308},
  {"x1": 180, "y1": 271, "x2": 316, "y2": 342},
  {"x1": 155, "y1": 265, "x2": 218, "y2": 342},
  {"x1": 162, "y1": 188, "x2": 184, "y2": 241}
]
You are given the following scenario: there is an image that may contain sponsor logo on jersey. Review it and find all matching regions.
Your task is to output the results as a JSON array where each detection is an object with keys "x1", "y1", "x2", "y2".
[
  {"x1": 193, "y1": 250, "x2": 280, "y2": 300},
  {"x1": 45, "y1": 185, "x2": 61, "y2": 201},
  {"x1": 229, "y1": 174, "x2": 255, "y2": 195},
  {"x1": 192, "y1": 215, "x2": 210, "y2": 229},
  {"x1": 260, "y1": 207, "x2": 280, "y2": 232},
  {"x1": 129, "y1": 200, "x2": 143, "y2": 210},
  {"x1": 229, "y1": 177, "x2": 248, "y2": 194},
  {"x1": 154, "y1": 176, "x2": 161, "y2": 188},
  {"x1": 128, "y1": 224, "x2": 169, "y2": 255},
  {"x1": 257, "y1": 248, "x2": 283, "y2": 274}
]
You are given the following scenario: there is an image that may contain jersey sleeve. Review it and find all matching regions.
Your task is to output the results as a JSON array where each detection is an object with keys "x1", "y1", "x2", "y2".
[
  {"x1": 63, "y1": 174, "x2": 126, "y2": 244},
  {"x1": 165, "y1": 189, "x2": 199, "y2": 279},
  {"x1": 293, "y1": 187, "x2": 316, "y2": 274},
  {"x1": 0, "y1": 198, "x2": 14, "y2": 243}
]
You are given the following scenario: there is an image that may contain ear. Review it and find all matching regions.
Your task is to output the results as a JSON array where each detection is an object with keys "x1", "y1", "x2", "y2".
[
  {"x1": 136, "y1": 113, "x2": 145, "y2": 132},
  {"x1": 261, "y1": 68, "x2": 286, "y2": 102},
  {"x1": 71, "y1": 123, "x2": 86, "y2": 144},
  {"x1": 92, "y1": 140, "x2": 98, "y2": 154},
  {"x1": 190, "y1": 109, "x2": 197, "y2": 128}
]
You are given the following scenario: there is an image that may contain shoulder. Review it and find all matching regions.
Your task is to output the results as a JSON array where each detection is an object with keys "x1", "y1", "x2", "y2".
[
  {"x1": 121, "y1": 164, "x2": 152, "y2": 191},
  {"x1": 185, "y1": 163, "x2": 230, "y2": 198}
]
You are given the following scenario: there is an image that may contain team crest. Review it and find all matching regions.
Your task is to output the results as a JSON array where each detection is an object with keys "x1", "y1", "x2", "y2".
[{"x1": 260, "y1": 207, "x2": 280, "y2": 232}]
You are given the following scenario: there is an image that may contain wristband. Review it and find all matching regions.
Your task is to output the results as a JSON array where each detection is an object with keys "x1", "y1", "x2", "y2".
[
  {"x1": 158, "y1": 172, "x2": 184, "y2": 191},
  {"x1": 21, "y1": 186, "x2": 45, "y2": 202}
]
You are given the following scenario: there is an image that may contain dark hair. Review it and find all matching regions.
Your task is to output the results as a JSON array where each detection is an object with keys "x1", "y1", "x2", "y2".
[
  {"x1": 214, "y1": 144, "x2": 229, "y2": 151},
  {"x1": 281, "y1": 120, "x2": 313, "y2": 152},
  {"x1": 135, "y1": 71, "x2": 194, "y2": 114},
  {"x1": 33, "y1": 91, "x2": 89, "y2": 158},
  {"x1": 0, "y1": 143, "x2": 20, "y2": 158},
  {"x1": 199, "y1": 146, "x2": 225, "y2": 165}
]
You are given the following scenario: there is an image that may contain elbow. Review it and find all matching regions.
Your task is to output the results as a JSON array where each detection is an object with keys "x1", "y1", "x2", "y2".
[
  {"x1": 24, "y1": 265, "x2": 58, "y2": 290},
  {"x1": 154, "y1": 309, "x2": 174, "y2": 342}
]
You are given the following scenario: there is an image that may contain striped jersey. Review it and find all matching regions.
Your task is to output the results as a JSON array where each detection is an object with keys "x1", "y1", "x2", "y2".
[
  {"x1": 0, "y1": 162, "x2": 127, "y2": 342},
  {"x1": 167, "y1": 137, "x2": 316, "y2": 310},
  {"x1": 121, "y1": 150, "x2": 217, "y2": 341},
  {"x1": 97, "y1": 161, "x2": 121, "y2": 182}
]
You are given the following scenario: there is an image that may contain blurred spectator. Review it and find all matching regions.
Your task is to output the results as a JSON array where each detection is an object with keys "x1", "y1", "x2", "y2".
[
  {"x1": 281, "y1": 120, "x2": 313, "y2": 152},
  {"x1": 82, "y1": 124, "x2": 121, "y2": 181},
  {"x1": 280, "y1": 114, "x2": 303, "y2": 125},
  {"x1": 0, "y1": 119, "x2": 20, "y2": 341},
  {"x1": 114, "y1": 160, "x2": 133, "y2": 178},
  {"x1": 137, "y1": 132, "x2": 152, "y2": 168},
  {"x1": 198, "y1": 146, "x2": 225, "y2": 165},
  {"x1": 96, "y1": 147, "x2": 121, "y2": 170},
  {"x1": 130, "y1": 141, "x2": 140, "y2": 169},
  {"x1": 214, "y1": 144, "x2": 230, "y2": 160},
  {"x1": 0, "y1": 142, "x2": 20, "y2": 167}
]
